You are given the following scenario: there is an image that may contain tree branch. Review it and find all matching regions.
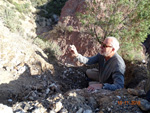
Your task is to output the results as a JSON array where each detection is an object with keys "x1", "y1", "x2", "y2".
[
  {"x1": 107, "y1": 0, "x2": 141, "y2": 36},
  {"x1": 94, "y1": 27, "x2": 102, "y2": 44}
]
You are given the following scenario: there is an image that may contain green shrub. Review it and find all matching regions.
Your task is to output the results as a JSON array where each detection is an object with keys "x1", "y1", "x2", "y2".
[
  {"x1": 7, "y1": 0, "x2": 13, "y2": 4},
  {"x1": 77, "y1": 0, "x2": 150, "y2": 62},
  {"x1": 46, "y1": 22, "x2": 74, "y2": 40},
  {"x1": 4, "y1": 8, "x2": 16, "y2": 31},
  {"x1": 1, "y1": 7, "x2": 23, "y2": 33},
  {"x1": 33, "y1": 36, "x2": 62, "y2": 56},
  {"x1": 13, "y1": 2, "x2": 30, "y2": 13},
  {"x1": 33, "y1": 0, "x2": 68, "y2": 18},
  {"x1": 30, "y1": 0, "x2": 49, "y2": 7}
]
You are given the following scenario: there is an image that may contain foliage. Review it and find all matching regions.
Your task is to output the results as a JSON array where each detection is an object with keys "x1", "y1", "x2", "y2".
[
  {"x1": 7, "y1": 0, "x2": 13, "y2": 4},
  {"x1": 77, "y1": 0, "x2": 150, "y2": 61},
  {"x1": 33, "y1": 0, "x2": 68, "y2": 18},
  {"x1": 14, "y1": 2, "x2": 30, "y2": 13},
  {"x1": 33, "y1": 36, "x2": 62, "y2": 57},
  {"x1": 39, "y1": 22, "x2": 74, "y2": 56},
  {"x1": 7, "y1": 0, "x2": 30, "y2": 13},
  {"x1": 1, "y1": 8, "x2": 17, "y2": 32},
  {"x1": 0, "y1": 4, "x2": 24, "y2": 33},
  {"x1": 47, "y1": 22, "x2": 75, "y2": 39},
  {"x1": 30, "y1": 0, "x2": 48, "y2": 7},
  {"x1": 44, "y1": 0, "x2": 67, "y2": 17}
]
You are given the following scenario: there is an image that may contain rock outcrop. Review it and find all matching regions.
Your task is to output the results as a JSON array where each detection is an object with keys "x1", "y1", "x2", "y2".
[
  {"x1": 0, "y1": 21, "x2": 54, "y2": 104},
  {"x1": 56, "y1": 0, "x2": 100, "y2": 66},
  {"x1": 0, "y1": 26, "x2": 54, "y2": 76}
]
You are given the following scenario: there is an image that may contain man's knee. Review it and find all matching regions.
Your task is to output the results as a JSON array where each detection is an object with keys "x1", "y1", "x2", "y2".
[
  {"x1": 86, "y1": 69, "x2": 92, "y2": 78},
  {"x1": 86, "y1": 68, "x2": 99, "y2": 81},
  {"x1": 86, "y1": 69, "x2": 93, "y2": 79}
]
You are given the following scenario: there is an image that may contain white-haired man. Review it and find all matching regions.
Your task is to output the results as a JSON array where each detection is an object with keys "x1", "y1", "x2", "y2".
[{"x1": 69, "y1": 37, "x2": 126, "y2": 91}]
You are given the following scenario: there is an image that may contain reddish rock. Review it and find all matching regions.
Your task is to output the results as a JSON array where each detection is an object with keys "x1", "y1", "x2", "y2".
[{"x1": 58, "y1": 0, "x2": 100, "y2": 66}]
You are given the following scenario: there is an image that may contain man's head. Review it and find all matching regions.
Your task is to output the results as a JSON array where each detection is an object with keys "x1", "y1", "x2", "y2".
[{"x1": 100, "y1": 37, "x2": 120, "y2": 58}]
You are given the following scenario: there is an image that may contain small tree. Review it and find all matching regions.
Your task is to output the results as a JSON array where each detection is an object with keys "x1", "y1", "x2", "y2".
[{"x1": 77, "y1": 0, "x2": 150, "y2": 61}]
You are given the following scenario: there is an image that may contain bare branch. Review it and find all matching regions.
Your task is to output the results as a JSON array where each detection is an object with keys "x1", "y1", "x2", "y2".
[{"x1": 94, "y1": 27, "x2": 102, "y2": 43}]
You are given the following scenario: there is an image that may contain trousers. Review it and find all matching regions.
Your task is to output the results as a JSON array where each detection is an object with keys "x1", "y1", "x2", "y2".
[{"x1": 86, "y1": 68, "x2": 100, "y2": 85}]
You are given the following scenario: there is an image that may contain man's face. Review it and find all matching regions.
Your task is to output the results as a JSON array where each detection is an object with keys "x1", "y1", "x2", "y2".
[{"x1": 100, "y1": 38, "x2": 114, "y2": 57}]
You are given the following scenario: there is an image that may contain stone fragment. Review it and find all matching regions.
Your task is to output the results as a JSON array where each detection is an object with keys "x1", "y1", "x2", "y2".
[
  {"x1": 0, "y1": 104, "x2": 13, "y2": 113},
  {"x1": 28, "y1": 96, "x2": 34, "y2": 101},
  {"x1": 83, "y1": 109, "x2": 92, "y2": 113},
  {"x1": 116, "y1": 95, "x2": 121, "y2": 99},
  {"x1": 127, "y1": 88, "x2": 146, "y2": 96},
  {"x1": 138, "y1": 99, "x2": 150, "y2": 111},
  {"x1": 54, "y1": 102, "x2": 63, "y2": 112},
  {"x1": 76, "y1": 108, "x2": 83, "y2": 113},
  {"x1": 46, "y1": 88, "x2": 50, "y2": 94},
  {"x1": 49, "y1": 110, "x2": 56, "y2": 113},
  {"x1": 32, "y1": 107, "x2": 47, "y2": 113},
  {"x1": 59, "y1": 108, "x2": 68, "y2": 113}
]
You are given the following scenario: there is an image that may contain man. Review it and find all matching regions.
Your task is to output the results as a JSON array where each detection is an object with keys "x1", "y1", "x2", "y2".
[{"x1": 69, "y1": 37, "x2": 126, "y2": 91}]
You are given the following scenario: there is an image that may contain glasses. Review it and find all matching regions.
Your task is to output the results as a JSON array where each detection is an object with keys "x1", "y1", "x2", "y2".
[{"x1": 101, "y1": 43, "x2": 113, "y2": 48}]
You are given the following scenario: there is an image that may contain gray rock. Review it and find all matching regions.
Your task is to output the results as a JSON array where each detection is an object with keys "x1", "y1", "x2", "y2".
[
  {"x1": 83, "y1": 110, "x2": 92, "y2": 113},
  {"x1": 76, "y1": 108, "x2": 83, "y2": 113},
  {"x1": 52, "y1": 14, "x2": 59, "y2": 22},
  {"x1": 88, "y1": 97, "x2": 98, "y2": 109},
  {"x1": 59, "y1": 108, "x2": 68, "y2": 113},
  {"x1": 32, "y1": 92, "x2": 37, "y2": 98},
  {"x1": 46, "y1": 88, "x2": 50, "y2": 94},
  {"x1": 28, "y1": 96, "x2": 34, "y2": 101},
  {"x1": 138, "y1": 99, "x2": 150, "y2": 111}
]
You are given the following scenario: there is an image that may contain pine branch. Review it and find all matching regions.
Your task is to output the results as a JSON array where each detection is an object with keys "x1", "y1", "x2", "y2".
[{"x1": 107, "y1": 0, "x2": 141, "y2": 36}]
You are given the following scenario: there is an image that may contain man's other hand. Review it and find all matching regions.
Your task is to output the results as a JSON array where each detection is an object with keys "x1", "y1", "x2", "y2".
[{"x1": 87, "y1": 84, "x2": 103, "y2": 92}]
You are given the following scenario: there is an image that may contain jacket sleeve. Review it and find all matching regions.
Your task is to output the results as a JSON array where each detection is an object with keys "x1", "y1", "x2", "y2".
[
  {"x1": 76, "y1": 53, "x2": 100, "y2": 65},
  {"x1": 102, "y1": 64, "x2": 125, "y2": 91}
]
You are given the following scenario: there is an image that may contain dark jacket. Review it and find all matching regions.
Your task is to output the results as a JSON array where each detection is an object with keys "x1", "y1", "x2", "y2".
[{"x1": 76, "y1": 53, "x2": 126, "y2": 91}]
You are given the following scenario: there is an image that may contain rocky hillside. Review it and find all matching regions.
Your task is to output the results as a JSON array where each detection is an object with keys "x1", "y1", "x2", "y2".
[{"x1": 0, "y1": 0, "x2": 150, "y2": 113}]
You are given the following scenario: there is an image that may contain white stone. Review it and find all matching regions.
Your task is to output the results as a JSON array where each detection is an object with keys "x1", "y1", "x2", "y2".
[
  {"x1": 0, "y1": 104, "x2": 13, "y2": 113},
  {"x1": 68, "y1": 92, "x2": 77, "y2": 97},
  {"x1": 33, "y1": 107, "x2": 47, "y2": 113},
  {"x1": 46, "y1": 88, "x2": 50, "y2": 94},
  {"x1": 116, "y1": 95, "x2": 121, "y2": 99},
  {"x1": 54, "y1": 102, "x2": 63, "y2": 112},
  {"x1": 142, "y1": 59, "x2": 146, "y2": 63},
  {"x1": 8, "y1": 99, "x2": 13, "y2": 102},
  {"x1": 49, "y1": 110, "x2": 56, "y2": 113}
]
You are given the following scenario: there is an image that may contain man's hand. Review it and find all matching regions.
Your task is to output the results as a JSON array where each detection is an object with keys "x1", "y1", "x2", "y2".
[
  {"x1": 87, "y1": 84, "x2": 103, "y2": 92},
  {"x1": 68, "y1": 45, "x2": 79, "y2": 57}
]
